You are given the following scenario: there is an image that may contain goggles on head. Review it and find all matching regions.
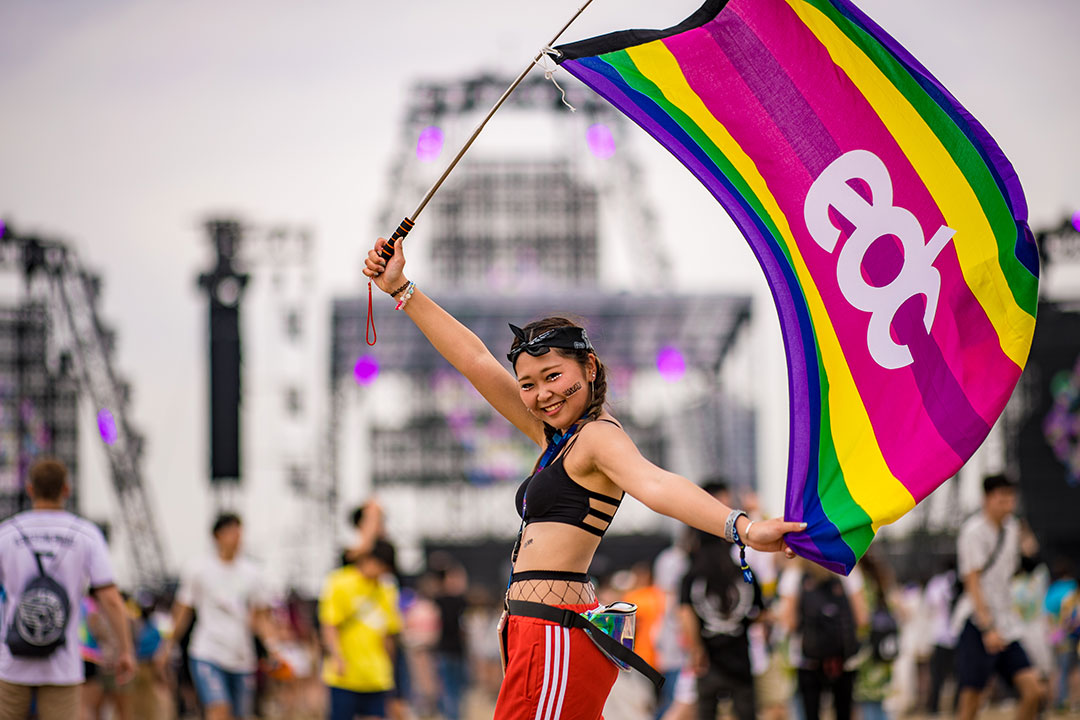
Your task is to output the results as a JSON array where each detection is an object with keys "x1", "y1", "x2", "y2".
[{"x1": 507, "y1": 324, "x2": 593, "y2": 366}]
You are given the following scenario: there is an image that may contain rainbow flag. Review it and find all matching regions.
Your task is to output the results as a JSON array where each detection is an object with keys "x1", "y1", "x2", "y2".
[{"x1": 554, "y1": 0, "x2": 1038, "y2": 573}]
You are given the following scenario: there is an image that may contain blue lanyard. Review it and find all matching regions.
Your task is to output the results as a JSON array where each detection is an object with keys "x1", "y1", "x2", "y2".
[{"x1": 536, "y1": 422, "x2": 580, "y2": 473}]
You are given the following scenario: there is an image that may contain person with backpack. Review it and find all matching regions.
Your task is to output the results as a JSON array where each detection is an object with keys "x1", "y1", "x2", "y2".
[
  {"x1": 678, "y1": 480, "x2": 764, "y2": 720},
  {"x1": 778, "y1": 558, "x2": 868, "y2": 720},
  {"x1": 953, "y1": 474, "x2": 1045, "y2": 720},
  {"x1": 853, "y1": 551, "x2": 900, "y2": 720},
  {"x1": 0, "y1": 458, "x2": 134, "y2": 720}
]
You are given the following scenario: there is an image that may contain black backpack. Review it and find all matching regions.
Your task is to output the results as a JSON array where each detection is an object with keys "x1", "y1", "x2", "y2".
[
  {"x1": 868, "y1": 603, "x2": 900, "y2": 662},
  {"x1": 798, "y1": 574, "x2": 858, "y2": 665},
  {"x1": 5, "y1": 525, "x2": 71, "y2": 658}
]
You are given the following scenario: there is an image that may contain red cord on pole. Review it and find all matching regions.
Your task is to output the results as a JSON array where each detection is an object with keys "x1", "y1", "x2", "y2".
[{"x1": 366, "y1": 279, "x2": 377, "y2": 346}]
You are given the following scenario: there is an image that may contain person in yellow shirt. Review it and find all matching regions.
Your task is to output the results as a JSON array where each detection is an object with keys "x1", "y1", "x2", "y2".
[{"x1": 319, "y1": 539, "x2": 403, "y2": 720}]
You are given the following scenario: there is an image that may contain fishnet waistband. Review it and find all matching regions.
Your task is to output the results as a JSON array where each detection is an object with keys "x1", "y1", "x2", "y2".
[{"x1": 505, "y1": 573, "x2": 597, "y2": 607}]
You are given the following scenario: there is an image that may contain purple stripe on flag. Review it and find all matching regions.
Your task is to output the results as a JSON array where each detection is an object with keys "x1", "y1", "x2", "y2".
[{"x1": 706, "y1": 9, "x2": 839, "y2": 177}]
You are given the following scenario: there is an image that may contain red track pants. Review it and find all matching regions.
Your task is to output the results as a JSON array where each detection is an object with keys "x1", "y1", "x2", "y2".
[{"x1": 493, "y1": 602, "x2": 619, "y2": 720}]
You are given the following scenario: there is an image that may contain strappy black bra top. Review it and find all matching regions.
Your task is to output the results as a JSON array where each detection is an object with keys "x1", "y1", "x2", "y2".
[{"x1": 514, "y1": 419, "x2": 624, "y2": 538}]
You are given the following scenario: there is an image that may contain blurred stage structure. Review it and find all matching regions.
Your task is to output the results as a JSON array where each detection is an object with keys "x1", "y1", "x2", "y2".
[
  {"x1": 1012, "y1": 217, "x2": 1080, "y2": 565},
  {"x1": 195, "y1": 218, "x2": 331, "y2": 594},
  {"x1": 330, "y1": 73, "x2": 756, "y2": 587},
  {"x1": 0, "y1": 222, "x2": 168, "y2": 590},
  {"x1": 198, "y1": 220, "x2": 249, "y2": 499},
  {"x1": 0, "y1": 304, "x2": 79, "y2": 516}
]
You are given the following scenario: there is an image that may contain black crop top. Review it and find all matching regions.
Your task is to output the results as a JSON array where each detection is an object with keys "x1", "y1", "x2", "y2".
[{"x1": 514, "y1": 421, "x2": 624, "y2": 538}]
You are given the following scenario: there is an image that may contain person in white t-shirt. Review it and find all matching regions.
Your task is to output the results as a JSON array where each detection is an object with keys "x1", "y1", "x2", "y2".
[
  {"x1": 0, "y1": 458, "x2": 134, "y2": 720},
  {"x1": 953, "y1": 474, "x2": 1045, "y2": 720},
  {"x1": 156, "y1": 513, "x2": 277, "y2": 720}
]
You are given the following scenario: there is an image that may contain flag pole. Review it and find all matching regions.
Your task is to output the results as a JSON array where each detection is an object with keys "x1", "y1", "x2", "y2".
[{"x1": 377, "y1": 0, "x2": 596, "y2": 261}]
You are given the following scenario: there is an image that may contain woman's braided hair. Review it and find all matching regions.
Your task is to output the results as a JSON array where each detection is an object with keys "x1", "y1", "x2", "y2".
[{"x1": 509, "y1": 316, "x2": 608, "y2": 443}]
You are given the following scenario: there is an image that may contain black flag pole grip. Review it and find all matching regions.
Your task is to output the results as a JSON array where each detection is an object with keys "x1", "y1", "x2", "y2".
[{"x1": 379, "y1": 217, "x2": 415, "y2": 262}]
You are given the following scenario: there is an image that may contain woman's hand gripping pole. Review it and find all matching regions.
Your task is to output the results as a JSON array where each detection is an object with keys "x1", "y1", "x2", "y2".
[{"x1": 365, "y1": 217, "x2": 413, "y2": 345}]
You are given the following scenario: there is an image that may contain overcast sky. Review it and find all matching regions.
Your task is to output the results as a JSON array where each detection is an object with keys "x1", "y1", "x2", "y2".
[{"x1": 1, "y1": 0, "x2": 1077, "y2": 571}]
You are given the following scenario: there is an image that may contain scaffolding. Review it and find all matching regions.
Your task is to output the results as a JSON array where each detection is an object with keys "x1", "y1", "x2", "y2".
[{"x1": 0, "y1": 223, "x2": 169, "y2": 590}]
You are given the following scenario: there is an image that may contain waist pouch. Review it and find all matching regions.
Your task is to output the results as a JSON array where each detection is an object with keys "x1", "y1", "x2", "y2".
[{"x1": 507, "y1": 600, "x2": 664, "y2": 689}]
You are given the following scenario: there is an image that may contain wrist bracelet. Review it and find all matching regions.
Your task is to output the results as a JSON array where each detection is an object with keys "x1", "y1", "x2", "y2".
[
  {"x1": 390, "y1": 281, "x2": 410, "y2": 298},
  {"x1": 395, "y1": 282, "x2": 416, "y2": 311}
]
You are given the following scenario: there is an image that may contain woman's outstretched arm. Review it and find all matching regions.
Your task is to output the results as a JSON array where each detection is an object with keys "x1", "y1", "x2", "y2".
[
  {"x1": 364, "y1": 237, "x2": 545, "y2": 446},
  {"x1": 580, "y1": 421, "x2": 804, "y2": 554}
]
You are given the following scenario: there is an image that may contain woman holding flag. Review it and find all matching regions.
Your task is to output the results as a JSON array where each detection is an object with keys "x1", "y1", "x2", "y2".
[{"x1": 363, "y1": 237, "x2": 804, "y2": 718}]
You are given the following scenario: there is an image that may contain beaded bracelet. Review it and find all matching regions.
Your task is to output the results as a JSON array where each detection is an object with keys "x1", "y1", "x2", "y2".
[
  {"x1": 390, "y1": 281, "x2": 411, "y2": 298},
  {"x1": 395, "y1": 282, "x2": 416, "y2": 311}
]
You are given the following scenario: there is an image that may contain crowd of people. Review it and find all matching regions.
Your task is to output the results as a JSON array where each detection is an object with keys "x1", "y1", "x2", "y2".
[
  {"x1": 7, "y1": 230, "x2": 1073, "y2": 720},
  {"x1": 1, "y1": 459, "x2": 1077, "y2": 720},
  {"x1": 2, "y1": 236, "x2": 1079, "y2": 720},
  {"x1": 590, "y1": 476, "x2": 1080, "y2": 720}
]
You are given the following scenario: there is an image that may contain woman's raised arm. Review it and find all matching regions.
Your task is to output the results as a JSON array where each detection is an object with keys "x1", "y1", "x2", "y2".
[{"x1": 364, "y1": 237, "x2": 545, "y2": 446}]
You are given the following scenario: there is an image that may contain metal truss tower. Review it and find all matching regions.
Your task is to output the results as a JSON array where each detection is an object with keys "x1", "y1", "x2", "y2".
[{"x1": 0, "y1": 222, "x2": 169, "y2": 590}]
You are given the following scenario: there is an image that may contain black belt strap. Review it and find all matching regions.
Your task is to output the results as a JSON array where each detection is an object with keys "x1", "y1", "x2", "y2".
[{"x1": 507, "y1": 600, "x2": 665, "y2": 690}]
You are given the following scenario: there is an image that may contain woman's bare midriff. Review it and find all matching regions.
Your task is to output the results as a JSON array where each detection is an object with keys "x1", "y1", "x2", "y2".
[{"x1": 506, "y1": 522, "x2": 602, "y2": 605}]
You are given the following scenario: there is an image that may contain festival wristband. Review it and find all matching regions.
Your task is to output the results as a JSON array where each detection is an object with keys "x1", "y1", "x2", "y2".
[
  {"x1": 724, "y1": 509, "x2": 748, "y2": 543},
  {"x1": 728, "y1": 513, "x2": 755, "y2": 584}
]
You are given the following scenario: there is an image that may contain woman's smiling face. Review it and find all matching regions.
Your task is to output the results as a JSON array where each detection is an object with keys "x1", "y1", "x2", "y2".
[{"x1": 515, "y1": 350, "x2": 595, "y2": 431}]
